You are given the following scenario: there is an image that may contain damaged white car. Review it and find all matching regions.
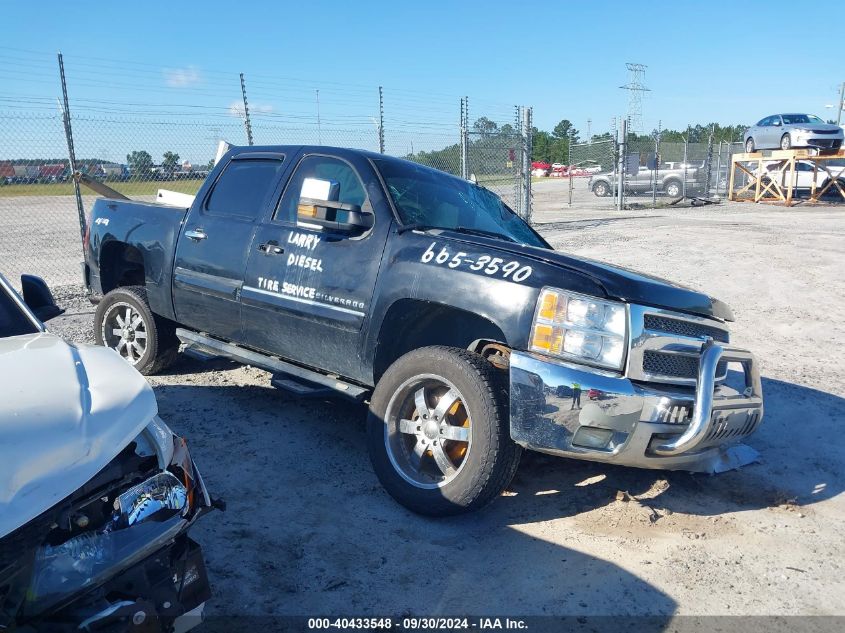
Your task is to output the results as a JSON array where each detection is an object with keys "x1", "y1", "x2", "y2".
[{"x1": 0, "y1": 273, "x2": 215, "y2": 631}]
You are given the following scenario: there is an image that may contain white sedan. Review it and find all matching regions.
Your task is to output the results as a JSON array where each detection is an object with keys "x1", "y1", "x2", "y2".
[{"x1": 758, "y1": 159, "x2": 845, "y2": 193}]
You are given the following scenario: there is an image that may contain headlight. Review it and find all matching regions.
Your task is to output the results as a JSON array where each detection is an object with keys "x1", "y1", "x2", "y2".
[
  {"x1": 529, "y1": 288, "x2": 628, "y2": 371},
  {"x1": 112, "y1": 472, "x2": 189, "y2": 529}
]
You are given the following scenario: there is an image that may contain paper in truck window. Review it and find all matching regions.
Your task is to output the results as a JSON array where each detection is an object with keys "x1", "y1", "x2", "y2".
[{"x1": 300, "y1": 177, "x2": 339, "y2": 201}]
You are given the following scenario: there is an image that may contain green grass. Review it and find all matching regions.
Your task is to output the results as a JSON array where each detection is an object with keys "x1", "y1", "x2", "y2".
[{"x1": 0, "y1": 180, "x2": 204, "y2": 197}]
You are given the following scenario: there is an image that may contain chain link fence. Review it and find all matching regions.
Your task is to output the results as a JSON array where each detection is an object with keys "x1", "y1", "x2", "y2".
[
  {"x1": 562, "y1": 130, "x2": 747, "y2": 210},
  {"x1": 0, "y1": 52, "x2": 533, "y2": 293}
]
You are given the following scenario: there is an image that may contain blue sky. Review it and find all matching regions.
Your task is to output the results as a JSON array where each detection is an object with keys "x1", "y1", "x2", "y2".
[{"x1": 1, "y1": 0, "x2": 843, "y2": 160}]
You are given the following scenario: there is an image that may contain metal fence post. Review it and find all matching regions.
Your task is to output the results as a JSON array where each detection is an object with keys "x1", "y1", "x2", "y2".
[
  {"x1": 715, "y1": 140, "x2": 723, "y2": 198},
  {"x1": 460, "y1": 97, "x2": 469, "y2": 180},
  {"x1": 682, "y1": 127, "x2": 689, "y2": 199},
  {"x1": 652, "y1": 130, "x2": 658, "y2": 208},
  {"x1": 378, "y1": 86, "x2": 385, "y2": 154},
  {"x1": 522, "y1": 107, "x2": 533, "y2": 223},
  {"x1": 568, "y1": 130, "x2": 573, "y2": 207},
  {"x1": 57, "y1": 52, "x2": 86, "y2": 247},
  {"x1": 705, "y1": 123, "x2": 715, "y2": 198},
  {"x1": 616, "y1": 118, "x2": 626, "y2": 211},
  {"x1": 513, "y1": 105, "x2": 521, "y2": 217},
  {"x1": 239, "y1": 73, "x2": 254, "y2": 146}
]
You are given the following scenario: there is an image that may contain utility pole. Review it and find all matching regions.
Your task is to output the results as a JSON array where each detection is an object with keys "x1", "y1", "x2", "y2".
[
  {"x1": 837, "y1": 81, "x2": 844, "y2": 126},
  {"x1": 586, "y1": 118, "x2": 592, "y2": 143},
  {"x1": 57, "y1": 52, "x2": 86, "y2": 246},
  {"x1": 239, "y1": 73, "x2": 254, "y2": 146},
  {"x1": 378, "y1": 86, "x2": 385, "y2": 154}
]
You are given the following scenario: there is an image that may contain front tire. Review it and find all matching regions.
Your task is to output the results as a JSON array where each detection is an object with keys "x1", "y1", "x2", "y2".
[
  {"x1": 745, "y1": 137, "x2": 756, "y2": 153},
  {"x1": 592, "y1": 181, "x2": 610, "y2": 197},
  {"x1": 664, "y1": 179, "x2": 682, "y2": 198},
  {"x1": 780, "y1": 134, "x2": 792, "y2": 151},
  {"x1": 366, "y1": 346, "x2": 521, "y2": 516},
  {"x1": 94, "y1": 286, "x2": 178, "y2": 375}
]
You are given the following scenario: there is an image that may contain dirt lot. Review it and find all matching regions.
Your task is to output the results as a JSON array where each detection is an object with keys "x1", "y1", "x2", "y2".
[{"x1": 46, "y1": 178, "x2": 845, "y2": 620}]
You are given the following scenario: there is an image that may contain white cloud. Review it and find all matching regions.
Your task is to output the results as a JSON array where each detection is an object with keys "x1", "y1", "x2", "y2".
[
  {"x1": 228, "y1": 100, "x2": 273, "y2": 117},
  {"x1": 163, "y1": 66, "x2": 201, "y2": 88}
]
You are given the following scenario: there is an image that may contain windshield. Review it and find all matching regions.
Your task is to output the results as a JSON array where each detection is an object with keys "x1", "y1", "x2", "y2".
[
  {"x1": 373, "y1": 158, "x2": 548, "y2": 248},
  {"x1": 0, "y1": 283, "x2": 39, "y2": 338},
  {"x1": 782, "y1": 114, "x2": 823, "y2": 125}
]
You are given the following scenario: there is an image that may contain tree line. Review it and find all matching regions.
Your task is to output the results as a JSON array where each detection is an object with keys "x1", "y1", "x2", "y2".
[{"x1": 405, "y1": 118, "x2": 750, "y2": 171}]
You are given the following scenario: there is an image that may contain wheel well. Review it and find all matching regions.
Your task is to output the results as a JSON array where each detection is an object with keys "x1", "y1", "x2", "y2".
[
  {"x1": 99, "y1": 242, "x2": 145, "y2": 293},
  {"x1": 372, "y1": 299, "x2": 508, "y2": 383}
]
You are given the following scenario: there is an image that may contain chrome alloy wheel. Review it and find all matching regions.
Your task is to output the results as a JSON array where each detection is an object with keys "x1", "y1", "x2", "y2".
[
  {"x1": 102, "y1": 302, "x2": 148, "y2": 365},
  {"x1": 384, "y1": 375, "x2": 472, "y2": 489}
]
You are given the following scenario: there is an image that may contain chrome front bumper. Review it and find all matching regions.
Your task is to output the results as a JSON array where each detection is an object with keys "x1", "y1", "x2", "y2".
[{"x1": 509, "y1": 341, "x2": 764, "y2": 473}]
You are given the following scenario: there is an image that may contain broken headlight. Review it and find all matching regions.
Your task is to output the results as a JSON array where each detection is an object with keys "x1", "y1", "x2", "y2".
[
  {"x1": 529, "y1": 288, "x2": 628, "y2": 371},
  {"x1": 110, "y1": 472, "x2": 189, "y2": 530},
  {"x1": 26, "y1": 432, "x2": 203, "y2": 615}
]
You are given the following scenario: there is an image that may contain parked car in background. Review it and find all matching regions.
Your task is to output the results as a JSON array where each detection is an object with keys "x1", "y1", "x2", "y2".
[
  {"x1": 756, "y1": 159, "x2": 845, "y2": 195},
  {"x1": 0, "y1": 273, "x2": 213, "y2": 630},
  {"x1": 744, "y1": 114, "x2": 844, "y2": 153},
  {"x1": 589, "y1": 163, "x2": 702, "y2": 197}
]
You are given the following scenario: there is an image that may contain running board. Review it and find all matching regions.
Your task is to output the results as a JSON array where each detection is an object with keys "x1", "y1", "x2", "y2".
[
  {"x1": 270, "y1": 375, "x2": 334, "y2": 398},
  {"x1": 176, "y1": 329, "x2": 370, "y2": 400}
]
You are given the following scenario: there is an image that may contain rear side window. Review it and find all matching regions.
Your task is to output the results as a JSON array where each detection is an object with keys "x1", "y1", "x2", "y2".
[{"x1": 205, "y1": 159, "x2": 285, "y2": 220}]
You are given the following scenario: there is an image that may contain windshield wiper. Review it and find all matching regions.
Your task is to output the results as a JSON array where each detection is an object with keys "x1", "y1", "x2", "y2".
[
  {"x1": 396, "y1": 223, "x2": 443, "y2": 234},
  {"x1": 396, "y1": 223, "x2": 517, "y2": 243},
  {"x1": 451, "y1": 226, "x2": 518, "y2": 243}
]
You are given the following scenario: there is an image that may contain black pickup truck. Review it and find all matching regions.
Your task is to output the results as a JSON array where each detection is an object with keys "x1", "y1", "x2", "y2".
[{"x1": 83, "y1": 145, "x2": 764, "y2": 516}]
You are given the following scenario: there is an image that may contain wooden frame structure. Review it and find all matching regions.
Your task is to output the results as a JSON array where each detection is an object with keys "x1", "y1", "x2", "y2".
[{"x1": 728, "y1": 149, "x2": 845, "y2": 206}]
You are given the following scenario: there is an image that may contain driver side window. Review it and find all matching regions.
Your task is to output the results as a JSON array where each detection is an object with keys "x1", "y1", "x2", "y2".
[{"x1": 274, "y1": 155, "x2": 367, "y2": 225}]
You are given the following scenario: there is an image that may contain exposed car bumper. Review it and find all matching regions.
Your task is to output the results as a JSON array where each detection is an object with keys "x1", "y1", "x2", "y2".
[
  {"x1": 42, "y1": 536, "x2": 210, "y2": 633},
  {"x1": 8, "y1": 423, "x2": 215, "y2": 632},
  {"x1": 509, "y1": 341, "x2": 764, "y2": 473}
]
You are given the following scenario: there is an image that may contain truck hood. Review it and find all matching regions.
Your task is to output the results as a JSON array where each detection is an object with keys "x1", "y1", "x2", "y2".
[
  {"x1": 444, "y1": 231, "x2": 733, "y2": 320},
  {"x1": 0, "y1": 333, "x2": 157, "y2": 538}
]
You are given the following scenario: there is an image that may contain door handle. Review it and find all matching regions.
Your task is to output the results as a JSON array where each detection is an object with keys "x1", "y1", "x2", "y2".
[
  {"x1": 185, "y1": 229, "x2": 207, "y2": 241},
  {"x1": 258, "y1": 241, "x2": 284, "y2": 255}
]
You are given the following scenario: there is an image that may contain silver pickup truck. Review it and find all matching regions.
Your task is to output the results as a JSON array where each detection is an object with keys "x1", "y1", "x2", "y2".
[{"x1": 589, "y1": 163, "x2": 703, "y2": 198}]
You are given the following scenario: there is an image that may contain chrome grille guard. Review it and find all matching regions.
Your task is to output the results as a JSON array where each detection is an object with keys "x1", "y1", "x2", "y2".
[{"x1": 651, "y1": 338, "x2": 763, "y2": 456}]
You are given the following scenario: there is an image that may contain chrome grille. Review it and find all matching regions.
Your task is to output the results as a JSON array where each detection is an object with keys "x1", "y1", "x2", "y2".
[
  {"x1": 643, "y1": 315, "x2": 729, "y2": 343},
  {"x1": 627, "y1": 305, "x2": 730, "y2": 386},
  {"x1": 643, "y1": 351, "x2": 728, "y2": 380}
]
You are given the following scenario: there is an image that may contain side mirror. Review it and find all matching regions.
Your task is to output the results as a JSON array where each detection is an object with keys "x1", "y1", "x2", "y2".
[
  {"x1": 773, "y1": 120, "x2": 781, "y2": 127},
  {"x1": 21, "y1": 274, "x2": 63, "y2": 322},
  {"x1": 297, "y1": 197, "x2": 372, "y2": 233},
  {"x1": 296, "y1": 178, "x2": 371, "y2": 234}
]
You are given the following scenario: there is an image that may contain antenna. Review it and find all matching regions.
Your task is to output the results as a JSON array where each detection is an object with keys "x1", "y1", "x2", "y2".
[{"x1": 620, "y1": 62, "x2": 650, "y2": 134}]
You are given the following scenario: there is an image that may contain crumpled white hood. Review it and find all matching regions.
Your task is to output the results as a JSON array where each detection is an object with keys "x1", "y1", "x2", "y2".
[{"x1": 0, "y1": 333, "x2": 157, "y2": 538}]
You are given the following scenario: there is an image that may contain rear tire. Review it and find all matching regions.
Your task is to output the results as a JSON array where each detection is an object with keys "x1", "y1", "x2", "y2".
[
  {"x1": 94, "y1": 286, "x2": 178, "y2": 375},
  {"x1": 366, "y1": 346, "x2": 521, "y2": 516},
  {"x1": 780, "y1": 134, "x2": 792, "y2": 151}
]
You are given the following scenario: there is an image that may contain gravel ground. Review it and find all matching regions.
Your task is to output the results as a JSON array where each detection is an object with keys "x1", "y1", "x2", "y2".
[{"x1": 45, "y1": 180, "x2": 845, "y2": 620}]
